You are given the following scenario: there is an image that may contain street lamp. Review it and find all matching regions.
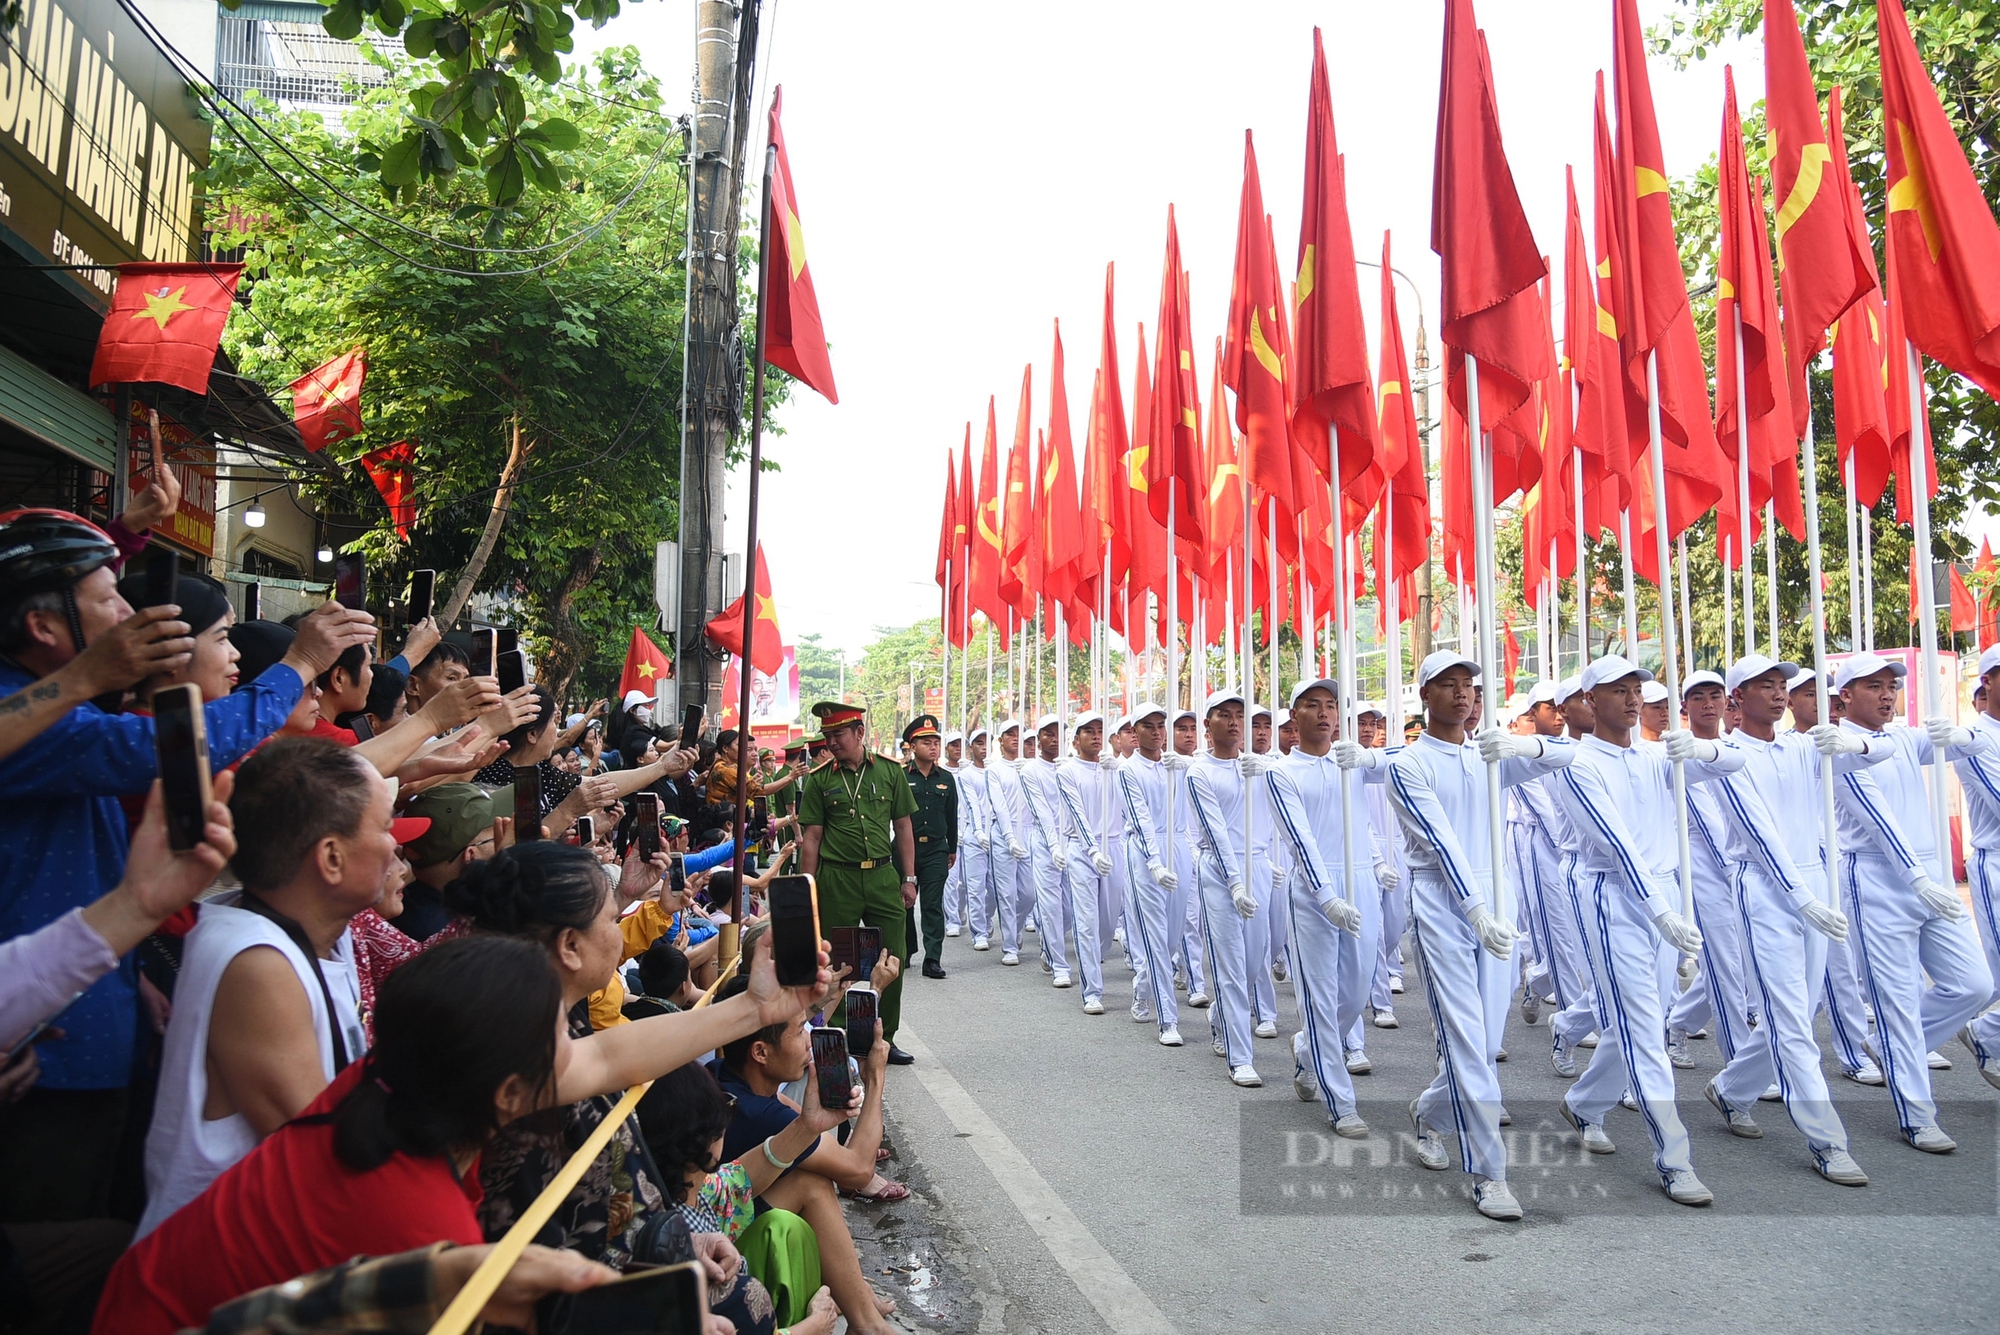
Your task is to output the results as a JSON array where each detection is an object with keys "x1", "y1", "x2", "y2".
[
  {"x1": 243, "y1": 502, "x2": 266, "y2": 528},
  {"x1": 316, "y1": 543, "x2": 334, "y2": 563}
]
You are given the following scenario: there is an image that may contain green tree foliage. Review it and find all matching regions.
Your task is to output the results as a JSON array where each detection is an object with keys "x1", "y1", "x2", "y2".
[{"x1": 206, "y1": 51, "x2": 765, "y2": 702}]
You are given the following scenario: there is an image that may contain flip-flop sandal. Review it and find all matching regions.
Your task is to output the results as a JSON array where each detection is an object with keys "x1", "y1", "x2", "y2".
[
  {"x1": 848, "y1": 1175, "x2": 910, "y2": 1203},
  {"x1": 876, "y1": 1147, "x2": 891, "y2": 1163}
]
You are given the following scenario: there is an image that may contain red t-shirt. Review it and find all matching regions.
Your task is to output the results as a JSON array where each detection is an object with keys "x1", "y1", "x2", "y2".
[
  {"x1": 92, "y1": 1065, "x2": 485, "y2": 1335},
  {"x1": 308, "y1": 716, "x2": 361, "y2": 746}
]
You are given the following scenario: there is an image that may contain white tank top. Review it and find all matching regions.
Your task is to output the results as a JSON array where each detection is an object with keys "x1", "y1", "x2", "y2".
[{"x1": 137, "y1": 897, "x2": 362, "y2": 1237}]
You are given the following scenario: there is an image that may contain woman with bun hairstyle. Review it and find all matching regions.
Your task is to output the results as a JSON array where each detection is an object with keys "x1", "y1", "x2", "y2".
[{"x1": 94, "y1": 929, "x2": 825, "y2": 1335}]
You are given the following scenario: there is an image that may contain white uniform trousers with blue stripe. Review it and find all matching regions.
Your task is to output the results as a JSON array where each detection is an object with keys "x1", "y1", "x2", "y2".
[
  {"x1": 1061, "y1": 839, "x2": 1107, "y2": 1005},
  {"x1": 1521, "y1": 834, "x2": 1590, "y2": 1016},
  {"x1": 1408, "y1": 872, "x2": 1509, "y2": 1181},
  {"x1": 953, "y1": 839, "x2": 986, "y2": 937},
  {"x1": 1031, "y1": 831, "x2": 1071, "y2": 974},
  {"x1": 1122, "y1": 838, "x2": 1181, "y2": 1033},
  {"x1": 1548, "y1": 855, "x2": 1602, "y2": 1047},
  {"x1": 1288, "y1": 865, "x2": 1376, "y2": 1120},
  {"x1": 1370, "y1": 876, "x2": 1409, "y2": 1012},
  {"x1": 1564, "y1": 871, "x2": 1695, "y2": 1179},
  {"x1": 1196, "y1": 848, "x2": 1267, "y2": 1068},
  {"x1": 1968, "y1": 849, "x2": 2000, "y2": 1059},
  {"x1": 1666, "y1": 853, "x2": 1754, "y2": 1059}
]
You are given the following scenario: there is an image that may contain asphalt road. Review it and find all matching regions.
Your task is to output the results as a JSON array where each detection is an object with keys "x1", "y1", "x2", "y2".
[{"x1": 867, "y1": 921, "x2": 2000, "y2": 1335}]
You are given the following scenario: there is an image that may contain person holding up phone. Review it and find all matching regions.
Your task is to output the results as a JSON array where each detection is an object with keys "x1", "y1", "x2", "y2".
[{"x1": 796, "y1": 702, "x2": 918, "y2": 1065}]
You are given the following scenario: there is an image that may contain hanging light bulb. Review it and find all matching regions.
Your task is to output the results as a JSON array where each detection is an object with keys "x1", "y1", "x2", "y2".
[
  {"x1": 243, "y1": 502, "x2": 267, "y2": 529},
  {"x1": 317, "y1": 543, "x2": 334, "y2": 563}
]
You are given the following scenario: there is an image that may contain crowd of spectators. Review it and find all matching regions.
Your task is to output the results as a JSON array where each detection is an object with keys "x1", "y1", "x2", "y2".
[{"x1": 0, "y1": 503, "x2": 907, "y2": 1335}]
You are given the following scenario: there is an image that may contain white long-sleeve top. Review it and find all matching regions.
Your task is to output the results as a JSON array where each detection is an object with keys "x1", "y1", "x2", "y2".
[
  {"x1": 982, "y1": 760, "x2": 1024, "y2": 847},
  {"x1": 1057, "y1": 756, "x2": 1112, "y2": 856},
  {"x1": 1832, "y1": 718, "x2": 1990, "y2": 883},
  {"x1": 1706, "y1": 731, "x2": 1833, "y2": 912},
  {"x1": 1267, "y1": 747, "x2": 1383, "y2": 910},
  {"x1": 1552, "y1": 734, "x2": 1743, "y2": 920},
  {"x1": 1184, "y1": 751, "x2": 1273, "y2": 884},
  {"x1": 1116, "y1": 753, "x2": 1173, "y2": 867},
  {"x1": 1021, "y1": 755, "x2": 1070, "y2": 847},
  {"x1": 1365, "y1": 779, "x2": 1406, "y2": 876},
  {"x1": 954, "y1": 763, "x2": 989, "y2": 846},
  {"x1": 1958, "y1": 711, "x2": 2000, "y2": 852},
  {"x1": 1390, "y1": 733, "x2": 1575, "y2": 911}
]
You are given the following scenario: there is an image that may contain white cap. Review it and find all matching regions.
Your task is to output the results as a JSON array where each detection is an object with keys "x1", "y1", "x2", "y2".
[
  {"x1": 1251, "y1": 703, "x2": 1273, "y2": 720},
  {"x1": 622, "y1": 689, "x2": 652, "y2": 710},
  {"x1": 1554, "y1": 674, "x2": 1586, "y2": 706},
  {"x1": 1979, "y1": 644, "x2": 2000, "y2": 677},
  {"x1": 1417, "y1": 649, "x2": 1481, "y2": 689},
  {"x1": 1726, "y1": 654, "x2": 1799, "y2": 695},
  {"x1": 1834, "y1": 652, "x2": 1907, "y2": 691},
  {"x1": 1527, "y1": 680, "x2": 1559, "y2": 706},
  {"x1": 1128, "y1": 700, "x2": 1168, "y2": 723},
  {"x1": 1581, "y1": 654, "x2": 1654, "y2": 692},
  {"x1": 1034, "y1": 713, "x2": 1063, "y2": 733},
  {"x1": 942, "y1": 730, "x2": 963, "y2": 746},
  {"x1": 1357, "y1": 699, "x2": 1387, "y2": 719},
  {"x1": 1172, "y1": 709, "x2": 1198, "y2": 725},
  {"x1": 1275, "y1": 708, "x2": 1292, "y2": 727},
  {"x1": 1202, "y1": 688, "x2": 1246, "y2": 715},
  {"x1": 1786, "y1": 667, "x2": 1819, "y2": 692},
  {"x1": 1680, "y1": 670, "x2": 1726, "y2": 699},
  {"x1": 1641, "y1": 680, "x2": 1670, "y2": 704},
  {"x1": 1290, "y1": 677, "x2": 1340, "y2": 707},
  {"x1": 998, "y1": 717, "x2": 1023, "y2": 735},
  {"x1": 1112, "y1": 714, "x2": 1133, "y2": 732},
  {"x1": 968, "y1": 725, "x2": 989, "y2": 743},
  {"x1": 1071, "y1": 710, "x2": 1107, "y2": 732}
]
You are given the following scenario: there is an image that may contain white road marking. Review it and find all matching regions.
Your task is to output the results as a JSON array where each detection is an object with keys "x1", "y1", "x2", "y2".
[{"x1": 895, "y1": 1025, "x2": 1179, "y2": 1335}]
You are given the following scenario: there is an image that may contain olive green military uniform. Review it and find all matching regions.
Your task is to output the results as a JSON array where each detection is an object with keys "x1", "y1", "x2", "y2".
[
  {"x1": 799, "y1": 742, "x2": 918, "y2": 1041},
  {"x1": 904, "y1": 755, "x2": 958, "y2": 965}
]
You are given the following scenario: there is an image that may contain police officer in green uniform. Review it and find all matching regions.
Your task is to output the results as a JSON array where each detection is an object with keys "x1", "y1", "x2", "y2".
[
  {"x1": 798, "y1": 701, "x2": 920, "y2": 1064},
  {"x1": 768, "y1": 737, "x2": 809, "y2": 841},
  {"x1": 901, "y1": 714, "x2": 958, "y2": 979}
]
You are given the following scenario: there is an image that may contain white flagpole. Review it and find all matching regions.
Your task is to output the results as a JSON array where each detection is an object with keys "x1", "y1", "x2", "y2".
[
  {"x1": 1466, "y1": 356, "x2": 1506, "y2": 919},
  {"x1": 1734, "y1": 305, "x2": 1756, "y2": 656},
  {"x1": 1386, "y1": 495, "x2": 1403, "y2": 738},
  {"x1": 1302, "y1": 564, "x2": 1316, "y2": 686},
  {"x1": 1800, "y1": 387, "x2": 1845, "y2": 936},
  {"x1": 1678, "y1": 532, "x2": 1694, "y2": 678},
  {"x1": 1862, "y1": 500, "x2": 1876, "y2": 651},
  {"x1": 1167, "y1": 477, "x2": 1181, "y2": 875},
  {"x1": 1058, "y1": 604, "x2": 1069, "y2": 734},
  {"x1": 1330, "y1": 424, "x2": 1358, "y2": 928},
  {"x1": 1723, "y1": 535, "x2": 1735, "y2": 660},
  {"x1": 942, "y1": 554, "x2": 952, "y2": 743},
  {"x1": 1644, "y1": 350, "x2": 1694, "y2": 920},
  {"x1": 987, "y1": 618, "x2": 996, "y2": 732},
  {"x1": 1845, "y1": 452, "x2": 1863, "y2": 650},
  {"x1": 1268, "y1": 500, "x2": 1282, "y2": 723},
  {"x1": 1225, "y1": 551, "x2": 1238, "y2": 692},
  {"x1": 1619, "y1": 508, "x2": 1640, "y2": 658},
  {"x1": 1765, "y1": 500, "x2": 1781, "y2": 656},
  {"x1": 1573, "y1": 408, "x2": 1589, "y2": 670},
  {"x1": 1904, "y1": 342, "x2": 1951, "y2": 875}
]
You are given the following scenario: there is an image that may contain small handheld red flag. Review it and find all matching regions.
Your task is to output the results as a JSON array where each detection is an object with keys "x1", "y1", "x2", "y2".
[
  {"x1": 705, "y1": 544, "x2": 784, "y2": 677},
  {"x1": 90, "y1": 263, "x2": 243, "y2": 394},
  {"x1": 359, "y1": 441, "x2": 416, "y2": 540},
  {"x1": 618, "y1": 626, "x2": 674, "y2": 700},
  {"x1": 291, "y1": 348, "x2": 367, "y2": 454},
  {"x1": 763, "y1": 89, "x2": 838, "y2": 404}
]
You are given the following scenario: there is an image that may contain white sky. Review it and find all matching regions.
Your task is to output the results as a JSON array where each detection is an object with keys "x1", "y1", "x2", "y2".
[{"x1": 576, "y1": 1, "x2": 1997, "y2": 657}]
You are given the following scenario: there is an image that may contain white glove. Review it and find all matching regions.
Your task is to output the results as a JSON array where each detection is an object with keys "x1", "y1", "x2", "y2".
[
  {"x1": 1148, "y1": 860, "x2": 1178, "y2": 890},
  {"x1": 1810, "y1": 722, "x2": 1868, "y2": 757},
  {"x1": 1913, "y1": 875, "x2": 1967, "y2": 921},
  {"x1": 1800, "y1": 898, "x2": 1850, "y2": 943},
  {"x1": 1161, "y1": 753, "x2": 1192, "y2": 772},
  {"x1": 1052, "y1": 847, "x2": 1070, "y2": 874},
  {"x1": 1270, "y1": 863, "x2": 1287, "y2": 892},
  {"x1": 1677, "y1": 954, "x2": 1701, "y2": 984},
  {"x1": 976, "y1": 830, "x2": 991, "y2": 851},
  {"x1": 1321, "y1": 896, "x2": 1363, "y2": 934},
  {"x1": 1009, "y1": 839, "x2": 1028, "y2": 860},
  {"x1": 1926, "y1": 716, "x2": 1974, "y2": 750},
  {"x1": 1464, "y1": 902, "x2": 1518, "y2": 960},
  {"x1": 1239, "y1": 753, "x2": 1273, "y2": 778},
  {"x1": 1091, "y1": 850, "x2": 1114, "y2": 876},
  {"x1": 1653, "y1": 909, "x2": 1704, "y2": 955},
  {"x1": 1099, "y1": 754, "x2": 1120, "y2": 772},
  {"x1": 1475, "y1": 726, "x2": 1538, "y2": 762},
  {"x1": 1375, "y1": 863, "x2": 1401, "y2": 891},
  {"x1": 1332, "y1": 740, "x2": 1380, "y2": 771},
  {"x1": 1662, "y1": 728, "x2": 1719, "y2": 763},
  {"x1": 1230, "y1": 880, "x2": 1257, "y2": 919}
]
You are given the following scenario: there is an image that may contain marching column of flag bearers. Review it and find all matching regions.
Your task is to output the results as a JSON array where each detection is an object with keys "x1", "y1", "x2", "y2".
[{"x1": 914, "y1": 0, "x2": 2000, "y2": 1223}]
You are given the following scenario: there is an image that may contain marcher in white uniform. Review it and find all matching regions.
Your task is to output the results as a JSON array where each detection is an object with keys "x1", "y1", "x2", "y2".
[
  {"x1": 985, "y1": 722, "x2": 1034, "y2": 964},
  {"x1": 943, "y1": 733, "x2": 971, "y2": 937},
  {"x1": 1254, "y1": 704, "x2": 1294, "y2": 985},
  {"x1": 1954, "y1": 645, "x2": 2000, "y2": 1088},
  {"x1": 1787, "y1": 672, "x2": 1885, "y2": 1085},
  {"x1": 1664, "y1": 671, "x2": 1755, "y2": 1071},
  {"x1": 1512, "y1": 682, "x2": 1573, "y2": 1026},
  {"x1": 1552, "y1": 654, "x2": 1738, "y2": 1207},
  {"x1": 1117, "y1": 702, "x2": 1189, "y2": 1045},
  {"x1": 1104, "y1": 713, "x2": 1135, "y2": 973},
  {"x1": 1183, "y1": 691, "x2": 1272, "y2": 1087},
  {"x1": 1378, "y1": 651, "x2": 1575, "y2": 1222},
  {"x1": 1170, "y1": 708, "x2": 1211, "y2": 1007},
  {"x1": 1698, "y1": 654, "x2": 1870, "y2": 1184},
  {"x1": 1822, "y1": 653, "x2": 1996, "y2": 1151},
  {"x1": 1359, "y1": 703, "x2": 1409, "y2": 1028},
  {"x1": 951, "y1": 729, "x2": 990, "y2": 943},
  {"x1": 1267, "y1": 678, "x2": 1378, "y2": 1133},
  {"x1": 1021, "y1": 716, "x2": 1075, "y2": 987},
  {"x1": 1056, "y1": 712, "x2": 1119, "y2": 1014},
  {"x1": 1541, "y1": 677, "x2": 1603, "y2": 1075}
]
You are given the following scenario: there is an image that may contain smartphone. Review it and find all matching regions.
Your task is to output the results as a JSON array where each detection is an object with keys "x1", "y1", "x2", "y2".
[
  {"x1": 574, "y1": 815, "x2": 594, "y2": 846},
  {"x1": 766, "y1": 874, "x2": 822, "y2": 988},
  {"x1": 496, "y1": 648, "x2": 526, "y2": 696},
  {"x1": 844, "y1": 985, "x2": 878, "y2": 1061},
  {"x1": 333, "y1": 552, "x2": 366, "y2": 610},
  {"x1": 469, "y1": 628, "x2": 497, "y2": 678},
  {"x1": 497, "y1": 627, "x2": 518, "y2": 657},
  {"x1": 809, "y1": 1027, "x2": 853, "y2": 1115},
  {"x1": 144, "y1": 548, "x2": 179, "y2": 611},
  {"x1": 854, "y1": 925, "x2": 883, "y2": 984},
  {"x1": 668, "y1": 852, "x2": 687, "y2": 896},
  {"x1": 406, "y1": 569, "x2": 435, "y2": 625},
  {"x1": 152, "y1": 683, "x2": 212, "y2": 852},
  {"x1": 242, "y1": 582, "x2": 260, "y2": 621},
  {"x1": 512, "y1": 765, "x2": 543, "y2": 841},
  {"x1": 634, "y1": 792, "x2": 662, "y2": 858},
  {"x1": 535, "y1": 1258, "x2": 706, "y2": 1335},
  {"x1": 825, "y1": 926, "x2": 857, "y2": 980},
  {"x1": 347, "y1": 714, "x2": 374, "y2": 741},
  {"x1": 680, "y1": 703, "x2": 705, "y2": 745}
]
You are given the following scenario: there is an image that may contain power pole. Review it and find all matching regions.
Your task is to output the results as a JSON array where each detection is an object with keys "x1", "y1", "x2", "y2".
[
  {"x1": 1412, "y1": 320, "x2": 1434, "y2": 673},
  {"x1": 676, "y1": 0, "x2": 763, "y2": 714}
]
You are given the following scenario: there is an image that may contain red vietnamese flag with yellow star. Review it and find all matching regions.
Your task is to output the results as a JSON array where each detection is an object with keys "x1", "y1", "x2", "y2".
[
  {"x1": 618, "y1": 625, "x2": 674, "y2": 700},
  {"x1": 1144, "y1": 209, "x2": 1205, "y2": 547},
  {"x1": 1085, "y1": 265, "x2": 1133, "y2": 592},
  {"x1": 1373, "y1": 231, "x2": 1431, "y2": 604},
  {"x1": 705, "y1": 543, "x2": 784, "y2": 676},
  {"x1": 291, "y1": 348, "x2": 367, "y2": 454},
  {"x1": 968, "y1": 399, "x2": 1009, "y2": 640},
  {"x1": 1126, "y1": 321, "x2": 1168, "y2": 635},
  {"x1": 950, "y1": 425, "x2": 976, "y2": 647},
  {"x1": 763, "y1": 89, "x2": 837, "y2": 404},
  {"x1": 1043, "y1": 323, "x2": 1090, "y2": 631},
  {"x1": 999, "y1": 367, "x2": 1036, "y2": 621},
  {"x1": 1583, "y1": 82, "x2": 1638, "y2": 524},
  {"x1": 1825, "y1": 85, "x2": 1893, "y2": 510},
  {"x1": 935, "y1": 445, "x2": 959, "y2": 603},
  {"x1": 1226, "y1": 131, "x2": 1300, "y2": 522},
  {"x1": 360, "y1": 440, "x2": 417, "y2": 540},
  {"x1": 91, "y1": 263, "x2": 243, "y2": 394}
]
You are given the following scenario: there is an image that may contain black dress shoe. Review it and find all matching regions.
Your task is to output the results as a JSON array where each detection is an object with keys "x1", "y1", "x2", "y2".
[
  {"x1": 887, "y1": 1044, "x2": 915, "y2": 1065},
  {"x1": 922, "y1": 959, "x2": 947, "y2": 979}
]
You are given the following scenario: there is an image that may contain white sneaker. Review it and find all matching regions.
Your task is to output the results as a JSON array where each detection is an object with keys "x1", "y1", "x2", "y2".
[
  {"x1": 1025, "y1": 921, "x2": 1037, "y2": 933},
  {"x1": 1687, "y1": 1027, "x2": 1709, "y2": 1040},
  {"x1": 1254, "y1": 1019, "x2": 1279, "y2": 1039},
  {"x1": 1758, "y1": 1083, "x2": 1783, "y2": 1102},
  {"x1": 1578, "y1": 1031, "x2": 1599, "y2": 1049},
  {"x1": 1113, "y1": 926, "x2": 1126, "y2": 947},
  {"x1": 1230, "y1": 1065, "x2": 1263, "y2": 1088},
  {"x1": 1373, "y1": 1007, "x2": 1399, "y2": 1030},
  {"x1": 1494, "y1": 1047, "x2": 1509, "y2": 1063},
  {"x1": 945, "y1": 926, "x2": 962, "y2": 938},
  {"x1": 1904, "y1": 1125, "x2": 1957, "y2": 1154},
  {"x1": 1747, "y1": 1009, "x2": 1763, "y2": 1030},
  {"x1": 1001, "y1": 951, "x2": 1020, "y2": 966},
  {"x1": 1213, "y1": 1036, "x2": 1228, "y2": 1058},
  {"x1": 1345, "y1": 1049, "x2": 1372, "y2": 1075},
  {"x1": 1159, "y1": 1026, "x2": 1184, "y2": 1047},
  {"x1": 1619, "y1": 1092, "x2": 1639, "y2": 1112},
  {"x1": 1051, "y1": 971, "x2": 1073, "y2": 989},
  {"x1": 1704, "y1": 1079, "x2": 1762, "y2": 1139},
  {"x1": 1667, "y1": 1029, "x2": 1695, "y2": 1070},
  {"x1": 1498, "y1": 1105, "x2": 1512, "y2": 1127},
  {"x1": 1082, "y1": 997, "x2": 1104, "y2": 1015},
  {"x1": 1173, "y1": 966, "x2": 1186, "y2": 991},
  {"x1": 1041, "y1": 956, "x2": 1053, "y2": 975},
  {"x1": 1408, "y1": 1099, "x2": 1449, "y2": 1170},
  {"x1": 1187, "y1": 991, "x2": 1213, "y2": 1009},
  {"x1": 1814, "y1": 1148, "x2": 1869, "y2": 1186},
  {"x1": 1332, "y1": 1113, "x2": 1369, "y2": 1139},
  {"x1": 1663, "y1": 1170, "x2": 1714, "y2": 1206},
  {"x1": 1959, "y1": 1026, "x2": 2000, "y2": 1090},
  {"x1": 1294, "y1": 1063, "x2": 1319, "y2": 1102},
  {"x1": 1474, "y1": 1177, "x2": 1523, "y2": 1221},
  {"x1": 1272, "y1": 959, "x2": 1290, "y2": 982},
  {"x1": 1926, "y1": 1049, "x2": 1953, "y2": 1071},
  {"x1": 1843, "y1": 1060, "x2": 1885, "y2": 1086},
  {"x1": 1551, "y1": 1034, "x2": 1578, "y2": 1078},
  {"x1": 972, "y1": 937, "x2": 991, "y2": 951},
  {"x1": 1521, "y1": 991, "x2": 1544, "y2": 1026},
  {"x1": 1131, "y1": 1001, "x2": 1153, "y2": 1023},
  {"x1": 1560, "y1": 1098, "x2": 1615, "y2": 1154},
  {"x1": 1389, "y1": 975, "x2": 1405, "y2": 995}
]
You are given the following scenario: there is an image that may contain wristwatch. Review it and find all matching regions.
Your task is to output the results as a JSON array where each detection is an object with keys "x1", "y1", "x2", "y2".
[{"x1": 903, "y1": 875, "x2": 918, "y2": 885}]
